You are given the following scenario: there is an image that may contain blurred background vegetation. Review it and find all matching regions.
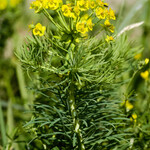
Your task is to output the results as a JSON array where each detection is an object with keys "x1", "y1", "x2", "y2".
[{"x1": 0, "y1": 0, "x2": 150, "y2": 149}]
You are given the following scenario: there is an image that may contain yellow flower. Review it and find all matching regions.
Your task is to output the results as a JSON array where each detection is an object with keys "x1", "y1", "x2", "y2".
[
  {"x1": 33, "y1": 23, "x2": 46, "y2": 36},
  {"x1": 89, "y1": 1, "x2": 96, "y2": 9},
  {"x1": 81, "y1": 14, "x2": 89, "y2": 20},
  {"x1": 132, "y1": 113, "x2": 137, "y2": 119},
  {"x1": 10, "y1": 0, "x2": 21, "y2": 8},
  {"x1": 104, "y1": 19, "x2": 115, "y2": 32},
  {"x1": 145, "y1": 58, "x2": 149, "y2": 64},
  {"x1": 0, "y1": 0, "x2": 7, "y2": 10},
  {"x1": 126, "y1": 100, "x2": 133, "y2": 112},
  {"x1": 104, "y1": 19, "x2": 111, "y2": 26},
  {"x1": 140, "y1": 70, "x2": 149, "y2": 80},
  {"x1": 121, "y1": 100, "x2": 133, "y2": 112},
  {"x1": 105, "y1": 35, "x2": 114, "y2": 42},
  {"x1": 130, "y1": 113, "x2": 137, "y2": 123},
  {"x1": 70, "y1": 12, "x2": 76, "y2": 19},
  {"x1": 63, "y1": 5, "x2": 80, "y2": 20},
  {"x1": 96, "y1": 7, "x2": 107, "y2": 20},
  {"x1": 73, "y1": 6, "x2": 80, "y2": 16},
  {"x1": 48, "y1": 0, "x2": 61, "y2": 10},
  {"x1": 107, "y1": 8, "x2": 116, "y2": 20},
  {"x1": 30, "y1": 0, "x2": 43, "y2": 13},
  {"x1": 87, "y1": 19, "x2": 94, "y2": 31},
  {"x1": 97, "y1": 0, "x2": 108, "y2": 8},
  {"x1": 134, "y1": 53, "x2": 142, "y2": 60},
  {"x1": 62, "y1": 5, "x2": 72, "y2": 17},
  {"x1": 76, "y1": 21, "x2": 88, "y2": 34},
  {"x1": 42, "y1": 0, "x2": 49, "y2": 9},
  {"x1": 77, "y1": 0, "x2": 89, "y2": 11}
]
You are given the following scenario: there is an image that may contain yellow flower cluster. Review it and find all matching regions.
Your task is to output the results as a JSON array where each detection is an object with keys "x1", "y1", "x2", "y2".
[
  {"x1": 30, "y1": 0, "x2": 116, "y2": 39},
  {"x1": 61, "y1": 4, "x2": 80, "y2": 19},
  {"x1": 104, "y1": 19, "x2": 115, "y2": 33},
  {"x1": 0, "y1": 0, "x2": 21, "y2": 10},
  {"x1": 76, "y1": 15, "x2": 94, "y2": 35},
  {"x1": 29, "y1": 23, "x2": 46, "y2": 36},
  {"x1": 30, "y1": 0, "x2": 62, "y2": 13}
]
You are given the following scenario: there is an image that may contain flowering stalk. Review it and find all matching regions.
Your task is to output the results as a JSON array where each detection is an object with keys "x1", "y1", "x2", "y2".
[
  {"x1": 18, "y1": 0, "x2": 139, "y2": 149},
  {"x1": 69, "y1": 82, "x2": 85, "y2": 150}
]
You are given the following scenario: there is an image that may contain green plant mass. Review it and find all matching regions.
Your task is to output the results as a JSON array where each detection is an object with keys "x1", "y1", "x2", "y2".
[{"x1": 14, "y1": 0, "x2": 150, "y2": 150}]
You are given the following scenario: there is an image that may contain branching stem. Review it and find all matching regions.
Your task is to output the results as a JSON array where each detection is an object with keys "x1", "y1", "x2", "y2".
[{"x1": 69, "y1": 83, "x2": 85, "y2": 150}]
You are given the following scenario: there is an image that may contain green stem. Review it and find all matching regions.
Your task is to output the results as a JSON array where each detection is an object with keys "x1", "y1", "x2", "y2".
[
  {"x1": 4, "y1": 72, "x2": 19, "y2": 150},
  {"x1": 69, "y1": 83, "x2": 85, "y2": 150},
  {"x1": 43, "y1": 9, "x2": 63, "y2": 31},
  {"x1": 71, "y1": 17, "x2": 74, "y2": 31},
  {"x1": 145, "y1": 80, "x2": 150, "y2": 110},
  {"x1": 16, "y1": 62, "x2": 28, "y2": 100},
  {"x1": 0, "y1": 101, "x2": 7, "y2": 147},
  {"x1": 57, "y1": 9, "x2": 70, "y2": 32},
  {"x1": 90, "y1": 42, "x2": 105, "y2": 52},
  {"x1": 47, "y1": 37, "x2": 68, "y2": 52}
]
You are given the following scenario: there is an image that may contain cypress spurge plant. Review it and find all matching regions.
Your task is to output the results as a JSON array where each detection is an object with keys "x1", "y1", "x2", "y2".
[{"x1": 17, "y1": 0, "x2": 139, "y2": 149}]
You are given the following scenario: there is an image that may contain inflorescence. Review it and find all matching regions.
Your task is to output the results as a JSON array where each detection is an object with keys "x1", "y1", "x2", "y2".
[{"x1": 29, "y1": 0, "x2": 116, "y2": 41}]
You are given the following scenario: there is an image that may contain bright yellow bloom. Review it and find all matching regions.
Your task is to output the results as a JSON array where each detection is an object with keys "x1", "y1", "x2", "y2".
[
  {"x1": 76, "y1": 15, "x2": 93, "y2": 34},
  {"x1": 104, "y1": 19, "x2": 115, "y2": 33},
  {"x1": 105, "y1": 35, "x2": 114, "y2": 42},
  {"x1": 70, "y1": 12, "x2": 76, "y2": 19},
  {"x1": 89, "y1": 1, "x2": 96, "y2": 9},
  {"x1": 87, "y1": 19, "x2": 94, "y2": 31},
  {"x1": 81, "y1": 14, "x2": 89, "y2": 20},
  {"x1": 130, "y1": 113, "x2": 137, "y2": 123},
  {"x1": 145, "y1": 58, "x2": 149, "y2": 64},
  {"x1": 73, "y1": 6, "x2": 80, "y2": 16},
  {"x1": 77, "y1": 0, "x2": 89, "y2": 11},
  {"x1": 121, "y1": 100, "x2": 133, "y2": 112},
  {"x1": 62, "y1": 5, "x2": 72, "y2": 17},
  {"x1": 126, "y1": 100, "x2": 133, "y2": 112},
  {"x1": 30, "y1": 0, "x2": 62, "y2": 12},
  {"x1": 48, "y1": 0, "x2": 61, "y2": 10},
  {"x1": 30, "y1": 0, "x2": 43, "y2": 13},
  {"x1": 97, "y1": 0, "x2": 108, "y2": 8},
  {"x1": 0, "y1": 0, "x2": 7, "y2": 10},
  {"x1": 76, "y1": 21, "x2": 88, "y2": 34},
  {"x1": 10, "y1": 0, "x2": 21, "y2": 8},
  {"x1": 104, "y1": 19, "x2": 111, "y2": 26},
  {"x1": 140, "y1": 70, "x2": 149, "y2": 80},
  {"x1": 96, "y1": 7, "x2": 107, "y2": 20},
  {"x1": 42, "y1": 0, "x2": 49, "y2": 9},
  {"x1": 107, "y1": 8, "x2": 116, "y2": 20},
  {"x1": 63, "y1": 5, "x2": 80, "y2": 20},
  {"x1": 33, "y1": 23, "x2": 46, "y2": 36},
  {"x1": 134, "y1": 53, "x2": 142, "y2": 60}
]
